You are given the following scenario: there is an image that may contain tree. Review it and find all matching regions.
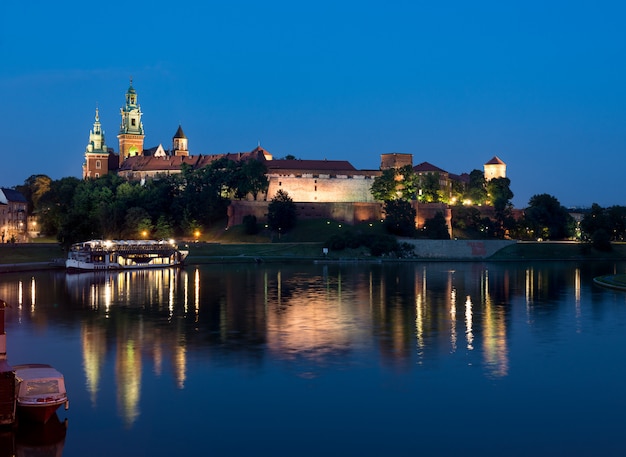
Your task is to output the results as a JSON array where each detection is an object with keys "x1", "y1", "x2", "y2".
[
  {"x1": 419, "y1": 173, "x2": 443, "y2": 203},
  {"x1": 397, "y1": 165, "x2": 419, "y2": 201},
  {"x1": 580, "y1": 204, "x2": 626, "y2": 246},
  {"x1": 524, "y1": 193, "x2": 575, "y2": 240},
  {"x1": 267, "y1": 190, "x2": 297, "y2": 233},
  {"x1": 370, "y1": 168, "x2": 400, "y2": 201},
  {"x1": 466, "y1": 170, "x2": 487, "y2": 205},
  {"x1": 123, "y1": 207, "x2": 153, "y2": 239},
  {"x1": 233, "y1": 159, "x2": 269, "y2": 200},
  {"x1": 452, "y1": 206, "x2": 483, "y2": 237},
  {"x1": 243, "y1": 215, "x2": 260, "y2": 235},
  {"x1": 37, "y1": 177, "x2": 81, "y2": 236},
  {"x1": 487, "y1": 177, "x2": 514, "y2": 238},
  {"x1": 383, "y1": 200, "x2": 416, "y2": 237},
  {"x1": 15, "y1": 174, "x2": 52, "y2": 216},
  {"x1": 422, "y1": 212, "x2": 450, "y2": 239}
]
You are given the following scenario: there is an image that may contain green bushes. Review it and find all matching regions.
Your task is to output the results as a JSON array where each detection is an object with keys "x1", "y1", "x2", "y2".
[{"x1": 324, "y1": 230, "x2": 414, "y2": 258}]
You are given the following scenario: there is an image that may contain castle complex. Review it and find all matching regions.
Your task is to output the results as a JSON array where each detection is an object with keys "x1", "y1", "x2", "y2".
[{"x1": 81, "y1": 81, "x2": 506, "y2": 230}]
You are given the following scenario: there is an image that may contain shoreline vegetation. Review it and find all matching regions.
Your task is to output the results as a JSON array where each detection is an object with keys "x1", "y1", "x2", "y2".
[{"x1": 1, "y1": 219, "x2": 626, "y2": 273}]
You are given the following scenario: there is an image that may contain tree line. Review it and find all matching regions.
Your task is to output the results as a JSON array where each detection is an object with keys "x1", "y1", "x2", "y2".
[
  {"x1": 12, "y1": 160, "x2": 626, "y2": 249},
  {"x1": 16, "y1": 158, "x2": 269, "y2": 248},
  {"x1": 368, "y1": 166, "x2": 626, "y2": 246}
]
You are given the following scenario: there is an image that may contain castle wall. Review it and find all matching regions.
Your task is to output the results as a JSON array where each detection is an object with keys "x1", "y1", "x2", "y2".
[
  {"x1": 412, "y1": 202, "x2": 453, "y2": 237},
  {"x1": 266, "y1": 175, "x2": 377, "y2": 203},
  {"x1": 402, "y1": 239, "x2": 515, "y2": 259},
  {"x1": 227, "y1": 201, "x2": 383, "y2": 227}
]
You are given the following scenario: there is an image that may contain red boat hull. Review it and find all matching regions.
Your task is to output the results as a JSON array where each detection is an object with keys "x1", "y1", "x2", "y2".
[{"x1": 17, "y1": 401, "x2": 64, "y2": 424}]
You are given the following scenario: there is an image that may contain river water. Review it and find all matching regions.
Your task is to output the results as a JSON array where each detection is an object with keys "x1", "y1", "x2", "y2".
[{"x1": 1, "y1": 261, "x2": 626, "y2": 456}]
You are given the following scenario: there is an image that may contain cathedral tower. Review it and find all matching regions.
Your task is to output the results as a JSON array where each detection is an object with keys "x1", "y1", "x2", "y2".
[
  {"x1": 117, "y1": 79, "x2": 145, "y2": 166},
  {"x1": 83, "y1": 108, "x2": 110, "y2": 179}
]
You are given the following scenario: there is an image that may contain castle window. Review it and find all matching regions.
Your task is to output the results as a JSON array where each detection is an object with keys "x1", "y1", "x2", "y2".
[
  {"x1": 131, "y1": 119, "x2": 136, "y2": 127},
  {"x1": 279, "y1": 181, "x2": 282, "y2": 186},
  {"x1": 315, "y1": 186, "x2": 317, "y2": 191},
  {"x1": 96, "y1": 160, "x2": 101, "y2": 169}
]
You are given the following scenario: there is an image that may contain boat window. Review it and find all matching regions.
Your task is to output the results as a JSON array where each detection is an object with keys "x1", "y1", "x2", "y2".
[{"x1": 25, "y1": 380, "x2": 59, "y2": 396}]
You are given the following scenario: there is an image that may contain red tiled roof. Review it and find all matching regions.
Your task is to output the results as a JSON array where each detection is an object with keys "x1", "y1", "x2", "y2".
[
  {"x1": 118, "y1": 155, "x2": 199, "y2": 172},
  {"x1": 449, "y1": 172, "x2": 470, "y2": 184},
  {"x1": 485, "y1": 156, "x2": 505, "y2": 165},
  {"x1": 413, "y1": 162, "x2": 447, "y2": 173},
  {"x1": 265, "y1": 159, "x2": 356, "y2": 173}
]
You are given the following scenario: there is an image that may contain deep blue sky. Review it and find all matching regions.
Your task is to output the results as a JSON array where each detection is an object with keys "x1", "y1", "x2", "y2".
[{"x1": 1, "y1": 1, "x2": 624, "y2": 208}]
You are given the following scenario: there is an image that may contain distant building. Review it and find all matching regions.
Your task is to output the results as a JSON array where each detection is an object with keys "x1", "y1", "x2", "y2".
[
  {"x1": 0, "y1": 188, "x2": 27, "y2": 243},
  {"x1": 484, "y1": 156, "x2": 506, "y2": 180},
  {"x1": 380, "y1": 153, "x2": 413, "y2": 170}
]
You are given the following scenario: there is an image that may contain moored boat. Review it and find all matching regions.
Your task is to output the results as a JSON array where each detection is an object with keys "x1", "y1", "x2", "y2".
[
  {"x1": 66, "y1": 239, "x2": 189, "y2": 271},
  {"x1": 14, "y1": 364, "x2": 69, "y2": 424}
]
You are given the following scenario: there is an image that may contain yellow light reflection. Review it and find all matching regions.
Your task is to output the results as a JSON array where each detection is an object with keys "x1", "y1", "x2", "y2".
[
  {"x1": 194, "y1": 268, "x2": 200, "y2": 321},
  {"x1": 465, "y1": 295, "x2": 473, "y2": 350},
  {"x1": 30, "y1": 276, "x2": 36, "y2": 312},
  {"x1": 450, "y1": 288, "x2": 457, "y2": 352}
]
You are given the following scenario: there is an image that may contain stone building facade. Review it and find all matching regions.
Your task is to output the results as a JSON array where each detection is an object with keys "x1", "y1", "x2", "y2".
[{"x1": 0, "y1": 188, "x2": 27, "y2": 243}]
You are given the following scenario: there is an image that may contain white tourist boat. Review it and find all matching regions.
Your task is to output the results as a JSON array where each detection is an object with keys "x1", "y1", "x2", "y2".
[
  {"x1": 66, "y1": 239, "x2": 189, "y2": 271},
  {"x1": 13, "y1": 364, "x2": 69, "y2": 424}
]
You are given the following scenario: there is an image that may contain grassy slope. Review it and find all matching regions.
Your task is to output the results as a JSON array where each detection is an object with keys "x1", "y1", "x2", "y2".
[
  {"x1": 0, "y1": 244, "x2": 65, "y2": 263},
  {"x1": 488, "y1": 242, "x2": 626, "y2": 261}
]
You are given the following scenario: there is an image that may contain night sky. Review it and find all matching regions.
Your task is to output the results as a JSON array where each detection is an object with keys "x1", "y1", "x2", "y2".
[{"x1": 1, "y1": 0, "x2": 624, "y2": 208}]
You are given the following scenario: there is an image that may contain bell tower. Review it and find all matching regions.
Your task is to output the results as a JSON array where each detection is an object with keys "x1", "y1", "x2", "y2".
[
  {"x1": 117, "y1": 79, "x2": 145, "y2": 166},
  {"x1": 83, "y1": 107, "x2": 110, "y2": 179}
]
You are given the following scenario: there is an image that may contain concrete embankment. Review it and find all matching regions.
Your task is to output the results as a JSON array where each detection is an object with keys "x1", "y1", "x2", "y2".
[{"x1": 402, "y1": 239, "x2": 516, "y2": 260}]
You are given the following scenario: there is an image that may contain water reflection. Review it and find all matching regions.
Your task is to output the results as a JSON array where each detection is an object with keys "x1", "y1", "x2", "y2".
[{"x1": 0, "y1": 261, "x2": 623, "y2": 431}]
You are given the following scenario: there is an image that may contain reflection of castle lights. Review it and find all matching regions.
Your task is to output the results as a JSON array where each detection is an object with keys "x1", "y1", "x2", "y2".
[
  {"x1": 194, "y1": 268, "x2": 200, "y2": 321},
  {"x1": 105, "y1": 278, "x2": 112, "y2": 314},
  {"x1": 482, "y1": 294, "x2": 509, "y2": 378},
  {"x1": 30, "y1": 277, "x2": 36, "y2": 311},
  {"x1": 525, "y1": 268, "x2": 534, "y2": 306},
  {"x1": 18, "y1": 281, "x2": 23, "y2": 309},
  {"x1": 465, "y1": 296, "x2": 474, "y2": 350},
  {"x1": 415, "y1": 294, "x2": 424, "y2": 352},
  {"x1": 575, "y1": 268, "x2": 581, "y2": 321},
  {"x1": 450, "y1": 288, "x2": 457, "y2": 352},
  {"x1": 169, "y1": 272, "x2": 175, "y2": 319},
  {"x1": 175, "y1": 345, "x2": 186, "y2": 389}
]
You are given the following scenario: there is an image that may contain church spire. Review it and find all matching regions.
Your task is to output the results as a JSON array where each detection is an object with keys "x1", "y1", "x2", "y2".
[
  {"x1": 82, "y1": 106, "x2": 110, "y2": 179},
  {"x1": 86, "y1": 106, "x2": 106, "y2": 153},
  {"x1": 118, "y1": 79, "x2": 145, "y2": 166}
]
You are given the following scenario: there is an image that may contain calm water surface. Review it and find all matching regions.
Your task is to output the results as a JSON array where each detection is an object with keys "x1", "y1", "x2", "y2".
[{"x1": 1, "y1": 261, "x2": 626, "y2": 456}]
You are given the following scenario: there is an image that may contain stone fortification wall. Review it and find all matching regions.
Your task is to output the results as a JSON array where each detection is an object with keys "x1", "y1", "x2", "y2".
[
  {"x1": 228, "y1": 201, "x2": 383, "y2": 227},
  {"x1": 402, "y1": 239, "x2": 515, "y2": 259},
  {"x1": 266, "y1": 175, "x2": 377, "y2": 203}
]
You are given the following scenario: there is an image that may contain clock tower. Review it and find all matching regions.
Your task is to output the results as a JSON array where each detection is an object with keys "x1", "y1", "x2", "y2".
[{"x1": 117, "y1": 79, "x2": 145, "y2": 166}]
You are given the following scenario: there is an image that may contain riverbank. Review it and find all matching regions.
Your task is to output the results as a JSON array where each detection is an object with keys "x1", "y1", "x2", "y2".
[{"x1": 1, "y1": 240, "x2": 626, "y2": 272}]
